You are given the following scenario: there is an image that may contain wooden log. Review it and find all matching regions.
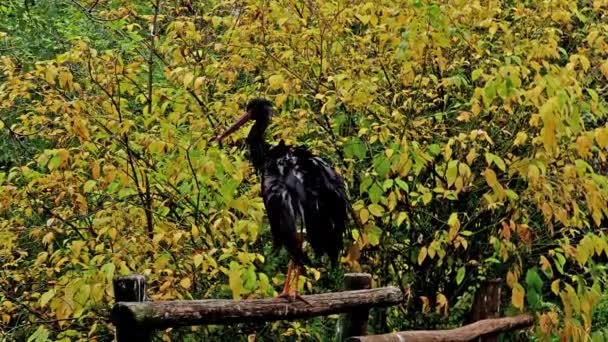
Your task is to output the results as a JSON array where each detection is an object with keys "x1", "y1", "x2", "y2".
[
  {"x1": 112, "y1": 275, "x2": 151, "y2": 342},
  {"x1": 337, "y1": 273, "x2": 373, "y2": 340},
  {"x1": 346, "y1": 314, "x2": 533, "y2": 342},
  {"x1": 111, "y1": 287, "x2": 403, "y2": 330}
]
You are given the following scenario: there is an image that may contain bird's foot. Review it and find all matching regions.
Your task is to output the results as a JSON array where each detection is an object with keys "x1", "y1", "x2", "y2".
[
  {"x1": 276, "y1": 292, "x2": 293, "y2": 301},
  {"x1": 275, "y1": 292, "x2": 311, "y2": 305},
  {"x1": 294, "y1": 293, "x2": 312, "y2": 306}
]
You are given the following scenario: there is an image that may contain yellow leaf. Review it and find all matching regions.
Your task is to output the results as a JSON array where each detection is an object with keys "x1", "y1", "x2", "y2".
[
  {"x1": 506, "y1": 270, "x2": 517, "y2": 288},
  {"x1": 420, "y1": 296, "x2": 430, "y2": 313},
  {"x1": 436, "y1": 292, "x2": 448, "y2": 315},
  {"x1": 466, "y1": 148, "x2": 477, "y2": 165},
  {"x1": 576, "y1": 242, "x2": 590, "y2": 266},
  {"x1": 228, "y1": 264, "x2": 242, "y2": 299},
  {"x1": 542, "y1": 125, "x2": 556, "y2": 152},
  {"x1": 179, "y1": 277, "x2": 192, "y2": 289},
  {"x1": 527, "y1": 165, "x2": 540, "y2": 184},
  {"x1": 595, "y1": 127, "x2": 608, "y2": 149},
  {"x1": 579, "y1": 54, "x2": 590, "y2": 72},
  {"x1": 368, "y1": 204, "x2": 384, "y2": 217},
  {"x1": 575, "y1": 135, "x2": 593, "y2": 159},
  {"x1": 57, "y1": 149, "x2": 69, "y2": 164},
  {"x1": 540, "y1": 256, "x2": 552, "y2": 272},
  {"x1": 456, "y1": 111, "x2": 471, "y2": 122},
  {"x1": 45, "y1": 65, "x2": 58, "y2": 84},
  {"x1": 601, "y1": 60, "x2": 608, "y2": 79},
  {"x1": 193, "y1": 254, "x2": 203, "y2": 268},
  {"x1": 359, "y1": 208, "x2": 369, "y2": 224},
  {"x1": 483, "y1": 168, "x2": 498, "y2": 188},
  {"x1": 446, "y1": 160, "x2": 458, "y2": 188},
  {"x1": 182, "y1": 72, "x2": 194, "y2": 88},
  {"x1": 513, "y1": 132, "x2": 528, "y2": 146},
  {"x1": 42, "y1": 232, "x2": 54, "y2": 246},
  {"x1": 551, "y1": 280, "x2": 560, "y2": 295},
  {"x1": 91, "y1": 161, "x2": 100, "y2": 180},
  {"x1": 447, "y1": 213, "x2": 460, "y2": 241},
  {"x1": 194, "y1": 77, "x2": 205, "y2": 91},
  {"x1": 512, "y1": 283, "x2": 525, "y2": 310},
  {"x1": 471, "y1": 101, "x2": 481, "y2": 116},
  {"x1": 396, "y1": 212, "x2": 407, "y2": 226},
  {"x1": 191, "y1": 224, "x2": 200, "y2": 239},
  {"x1": 418, "y1": 247, "x2": 427, "y2": 265},
  {"x1": 268, "y1": 74, "x2": 284, "y2": 90},
  {"x1": 387, "y1": 191, "x2": 397, "y2": 212}
]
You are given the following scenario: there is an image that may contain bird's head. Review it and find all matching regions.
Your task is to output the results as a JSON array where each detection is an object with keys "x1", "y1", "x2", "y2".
[{"x1": 213, "y1": 98, "x2": 273, "y2": 142}]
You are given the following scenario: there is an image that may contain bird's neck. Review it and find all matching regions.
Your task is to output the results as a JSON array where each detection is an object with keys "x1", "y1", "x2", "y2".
[{"x1": 246, "y1": 119, "x2": 269, "y2": 172}]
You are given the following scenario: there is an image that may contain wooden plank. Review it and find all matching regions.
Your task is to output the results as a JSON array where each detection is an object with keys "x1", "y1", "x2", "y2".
[
  {"x1": 111, "y1": 287, "x2": 403, "y2": 330},
  {"x1": 346, "y1": 314, "x2": 533, "y2": 342}
]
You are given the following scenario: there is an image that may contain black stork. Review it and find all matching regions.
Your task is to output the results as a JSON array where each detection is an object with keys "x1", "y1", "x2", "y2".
[{"x1": 213, "y1": 98, "x2": 351, "y2": 301}]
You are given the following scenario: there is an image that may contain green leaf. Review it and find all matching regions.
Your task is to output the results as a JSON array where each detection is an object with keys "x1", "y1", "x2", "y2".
[
  {"x1": 369, "y1": 226, "x2": 382, "y2": 246},
  {"x1": 446, "y1": 160, "x2": 458, "y2": 187},
  {"x1": 471, "y1": 69, "x2": 483, "y2": 81},
  {"x1": 382, "y1": 179, "x2": 394, "y2": 191},
  {"x1": 395, "y1": 178, "x2": 409, "y2": 192},
  {"x1": 360, "y1": 176, "x2": 373, "y2": 195},
  {"x1": 456, "y1": 266, "x2": 465, "y2": 285},
  {"x1": 526, "y1": 288, "x2": 541, "y2": 310},
  {"x1": 368, "y1": 184, "x2": 383, "y2": 203},
  {"x1": 530, "y1": 270, "x2": 547, "y2": 292},
  {"x1": 39, "y1": 289, "x2": 55, "y2": 308},
  {"x1": 117, "y1": 187, "x2": 138, "y2": 199},
  {"x1": 421, "y1": 192, "x2": 432, "y2": 205},
  {"x1": 47, "y1": 154, "x2": 62, "y2": 170},
  {"x1": 484, "y1": 153, "x2": 506, "y2": 172},
  {"x1": 591, "y1": 330, "x2": 605, "y2": 342},
  {"x1": 368, "y1": 204, "x2": 385, "y2": 217},
  {"x1": 27, "y1": 326, "x2": 50, "y2": 342},
  {"x1": 373, "y1": 155, "x2": 391, "y2": 178},
  {"x1": 428, "y1": 144, "x2": 441, "y2": 156},
  {"x1": 345, "y1": 137, "x2": 366, "y2": 159},
  {"x1": 83, "y1": 180, "x2": 96, "y2": 193}
]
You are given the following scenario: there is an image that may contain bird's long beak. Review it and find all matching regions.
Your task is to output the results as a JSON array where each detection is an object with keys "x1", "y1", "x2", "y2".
[{"x1": 212, "y1": 111, "x2": 252, "y2": 142}]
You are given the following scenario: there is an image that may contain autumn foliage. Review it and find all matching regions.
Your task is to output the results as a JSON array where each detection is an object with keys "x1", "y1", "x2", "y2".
[{"x1": 1, "y1": 0, "x2": 608, "y2": 340}]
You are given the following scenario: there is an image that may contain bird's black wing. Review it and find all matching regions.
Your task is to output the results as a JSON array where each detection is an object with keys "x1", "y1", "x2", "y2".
[
  {"x1": 261, "y1": 141, "x2": 309, "y2": 266},
  {"x1": 292, "y1": 146, "x2": 350, "y2": 265}
]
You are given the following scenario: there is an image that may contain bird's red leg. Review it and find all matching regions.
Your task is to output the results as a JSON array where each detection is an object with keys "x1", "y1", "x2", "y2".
[
  {"x1": 293, "y1": 265, "x2": 311, "y2": 305},
  {"x1": 278, "y1": 260, "x2": 294, "y2": 299}
]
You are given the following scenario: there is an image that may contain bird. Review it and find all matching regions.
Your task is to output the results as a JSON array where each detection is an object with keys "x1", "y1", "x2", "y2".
[{"x1": 213, "y1": 98, "x2": 351, "y2": 301}]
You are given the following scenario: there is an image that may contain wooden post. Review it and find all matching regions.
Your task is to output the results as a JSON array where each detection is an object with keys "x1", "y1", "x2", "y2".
[
  {"x1": 337, "y1": 273, "x2": 374, "y2": 340},
  {"x1": 469, "y1": 279, "x2": 502, "y2": 342},
  {"x1": 112, "y1": 275, "x2": 151, "y2": 342}
]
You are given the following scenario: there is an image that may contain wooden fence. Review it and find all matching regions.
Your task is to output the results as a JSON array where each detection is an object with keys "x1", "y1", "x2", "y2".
[{"x1": 110, "y1": 273, "x2": 533, "y2": 341}]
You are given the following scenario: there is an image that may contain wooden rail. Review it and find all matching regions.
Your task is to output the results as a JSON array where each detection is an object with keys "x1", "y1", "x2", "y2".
[
  {"x1": 112, "y1": 287, "x2": 402, "y2": 327},
  {"x1": 111, "y1": 273, "x2": 402, "y2": 341},
  {"x1": 110, "y1": 274, "x2": 533, "y2": 341},
  {"x1": 347, "y1": 314, "x2": 534, "y2": 341}
]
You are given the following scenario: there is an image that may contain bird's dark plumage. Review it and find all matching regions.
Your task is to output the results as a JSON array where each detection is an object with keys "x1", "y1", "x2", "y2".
[
  {"x1": 215, "y1": 98, "x2": 350, "y2": 268},
  {"x1": 262, "y1": 141, "x2": 349, "y2": 266}
]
